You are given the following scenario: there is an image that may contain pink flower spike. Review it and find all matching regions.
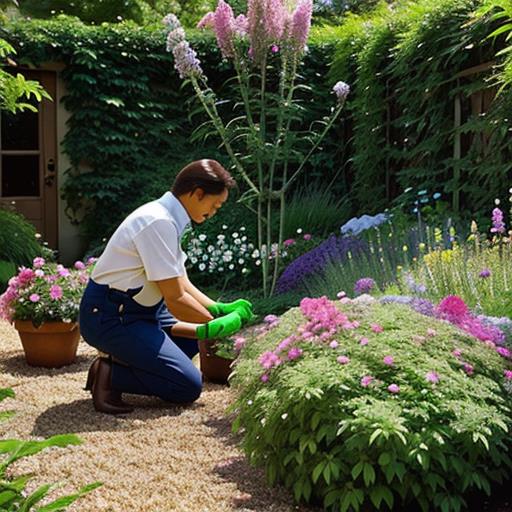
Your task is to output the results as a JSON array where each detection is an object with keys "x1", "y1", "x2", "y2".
[
  {"x1": 29, "y1": 293, "x2": 40, "y2": 303},
  {"x1": 371, "y1": 323, "x2": 383, "y2": 333},
  {"x1": 360, "y1": 375, "x2": 373, "y2": 387},
  {"x1": 425, "y1": 371, "x2": 440, "y2": 384},
  {"x1": 214, "y1": 0, "x2": 236, "y2": 58},
  {"x1": 388, "y1": 384, "x2": 400, "y2": 394},
  {"x1": 329, "y1": 340, "x2": 339, "y2": 349},
  {"x1": 505, "y1": 370, "x2": 512, "y2": 380},
  {"x1": 197, "y1": 11, "x2": 215, "y2": 29},
  {"x1": 383, "y1": 355, "x2": 394, "y2": 366},
  {"x1": 426, "y1": 328, "x2": 436, "y2": 337},
  {"x1": 337, "y1": 355, "x2": 350, "y2": 365},
  {"x1": 360, "y1": 337, "x2": 369, "y2": 346}
]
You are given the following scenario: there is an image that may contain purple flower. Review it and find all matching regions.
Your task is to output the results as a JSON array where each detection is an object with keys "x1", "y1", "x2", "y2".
[
  {"x1": 410, "y1": 298, "x2": 435, "y2": 317},
  {"x1": 479, "y1": 268, "x2": 491, "y2": 279},
  {"x1": 491, "y1": 207, "x2": 505, "y2": 234},
  {"x1": 87, "y1": 257, "x2": 97, "y2": 266},
  {"x1": 276, "y1": 235, "x2": 367, "y2": 294},
  {"x1": 388, "y1": 384, "x2": 400, "y2": 394},
  {"x1": 383, "y1": 355, "x2": 394, "y2": 366},
  {"x1": 260, "y1": 373, "x2": 269, "y2": 383},
  {"x1": 354, "y1": 277, "x2": 375, "y2": 296},
  {"x1": 29, "y1": 293, "x2": 40, "y2": 303},
  {"x1": 332, "y1": 81, "x2": 350, "y2": 104},
  {"x1": 172, "y1": 41, "x2": 203, "y2": 79},
  {"x1": 287, "y1": 347, "x2": 303, "y2": 361},
  {"x1": 329, "y1": 340, "x2": 338, "y2": 349},
  {"x1": 271, "y1": 44, "x2": 279, "y2": 53},
  {"x1": 233, "y1": 336, "x2": 246, "y2": 352},
  {"x1": 360, "y1": 337, "x2": 369, "y2": 346},
  {"x1": 463, "y1": 363, "x2": 474, "y2": 376},
  {"x1": 337, "y1": 355, "x2": 350, "y2": 364},
  {"x1": 234, "y1": 14, "x2": 249, "y2": 36},
  {"x1": 425, "y1": 371, "x2": 440, "y2": 383},
  {"x1": 162, "y1": 13, "x2": 180, "y2": 31},
  {"x1": 496, "y1": 346, "x2": 511, "y2": 358},
  {"x1": 505, "y1": 370, "x2": 512, "y2": 380},
  {"x1": 74, "y1": 261, "x2": 86, "y2": 270},
  {"x1": 264, "y1": 314, "x2": 279, "y2": 324},
  {"x1": 166, "y1": 26, "x2": 186, "y2": 52},
  {"x1": 259, "y1": 350, "x2": 281, "y2": 369}
]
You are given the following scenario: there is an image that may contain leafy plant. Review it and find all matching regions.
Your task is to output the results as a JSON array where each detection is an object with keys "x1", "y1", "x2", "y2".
[
  {"x1": 230, "y1": 298, "x2": 512, "y2": 511},
  {"x1": 0, "y1": 387, "x2": 102, "y2": 510}
]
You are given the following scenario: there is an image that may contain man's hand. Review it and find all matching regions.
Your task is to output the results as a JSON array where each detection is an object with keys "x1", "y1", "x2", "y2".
[
  {"x1": 196, "y1": 311, "x2": 243, "y2": 340},
  {"x1": 208, "y1": 299, "x2": 253, "y2": 323}
]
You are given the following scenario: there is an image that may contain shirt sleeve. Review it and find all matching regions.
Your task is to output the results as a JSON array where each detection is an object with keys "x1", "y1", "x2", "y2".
[{"x1": 132, "y1": 219, "x2": 185, "y2": 281}]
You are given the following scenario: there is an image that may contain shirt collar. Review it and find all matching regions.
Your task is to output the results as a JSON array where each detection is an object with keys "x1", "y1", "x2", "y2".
[{"x1": 158, "y1": 192, "x2": 191, "y2": 236}]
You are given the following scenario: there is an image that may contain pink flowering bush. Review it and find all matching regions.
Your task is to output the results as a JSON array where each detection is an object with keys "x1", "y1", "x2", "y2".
[
  {"x1": 0, "y1": 258, "x2": 94, "y2": 326},
  {"x1": 230, "y1": 297, "x2": 512, "y2": 511}
]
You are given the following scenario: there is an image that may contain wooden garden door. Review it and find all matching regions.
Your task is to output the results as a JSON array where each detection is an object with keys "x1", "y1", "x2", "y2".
[{"x1": 0, "y1": 69, "x2": 58, "y2": 250}]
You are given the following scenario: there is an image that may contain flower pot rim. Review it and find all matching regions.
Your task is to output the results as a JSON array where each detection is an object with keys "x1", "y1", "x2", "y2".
[{"x1": 14, "y1": 319, "x2": 79, "y2": 333}]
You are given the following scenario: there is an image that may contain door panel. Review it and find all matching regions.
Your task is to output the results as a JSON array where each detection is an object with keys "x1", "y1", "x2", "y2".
[{"x1": 0, "y1": 70, "x2": 58, "y2": 250}]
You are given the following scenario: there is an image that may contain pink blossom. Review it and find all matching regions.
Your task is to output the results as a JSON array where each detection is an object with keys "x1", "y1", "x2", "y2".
[
  {"x1": 388, "y1": 384, "x2": 400, "y2": 394},
  {"x1": 87, "y1": 257, "x2": 98, "y2": 265},
  {"x1": 359, "y1": 337, "x2": 369, "y2": 346},
  {"x1": 496, "y1": 346, "x2": 511, "y2": 359},
  {"x1": 74, "y1": 261, "x2": 86, "y2": 270},
  {"x1": 266, "y1": 0, "x2": 286, "y2": 41},
  {"x1": 197, "y1": 11, "x2": 215, "y2": 29},
  {"x1": 383, "y1": 355, "x2": 394, "y2": 366},
  {"x1": 17, "y1": 268, "x2": 35, "y2": 287},
  {"x1": 303, "y1": 234, "x2": 312, "y2": 241},
  {"x1": 463, "y1": 363, "x2": 474, "y2": 376},
  {"x1": 214, "y1": 0, "x2": 236, "y2": 58},
  {"x1": 426, "y1": 328, "x2": 437, "y2": 337},
  {"x1": 56, "y1": 265, "x2": 70, "y2": 278},
  {"x1": 452, "y1": 349, "x2": 462, "y2": 358},
  {"x1": 260, "y1": 373, "x2": 269, "y2": 383},
  {"x1": 337, "y1": 355, "x2": 350, "y2": 365},
  {"x1": 361, "y1": 375, "x2": 373, "y2": 387},
  {"x1": 436, "y1": 295, "x2": 469, "y2": 320},
  {"x1": 352, "y1": 320, "x2": 361, "y2": 328},
  {"x1": 49, "y1": 285, "x2": 63, "y2": 300},
  {"x1": 259, "y1": 351, "x2": 281, "y2": 369},
  {"x1": 283, "y1": 238, "x2": 295, "y2": 247},
  {"x1": 35, "y1": 269, "x2": 44, "y2": 277},
  {"x1": 505, "y1": 370, "x2": 512, "y2": 380},
  {"x1": 33, "y1": 257, "x2": 45, "y2": 268},
  {"x1": 371, "y1": 323, "x2": 383, "y2": 333},
  {"x1": 287, "y1": 347, "x2": 303, "y2": 361},
  {"x1": 425, "y1": 371, "x2": 440, "y2": 383},
  {"x1": 234, "y1": 336, "x2": 246, "y2": 352},
  {"x1": 233, "y1": 14, "x2": 249, "y2": 36},
  {"x1": 29, "y1": 293, "x2": 40, "y2": 303},
  {"x1": 271, "y1": 44, "x2": 279, "y2": 53},
  {"x1": 264, "y1": 314, "x2": 279, "y2": 324},
  {"x1": 329, "y1": 340, "x2": 338, "y2": 349}
]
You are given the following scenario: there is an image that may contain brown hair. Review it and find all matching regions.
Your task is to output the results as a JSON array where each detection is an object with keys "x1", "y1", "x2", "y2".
[{"x1": 171, "y1": 159, "x2": 236, "y2": 197}]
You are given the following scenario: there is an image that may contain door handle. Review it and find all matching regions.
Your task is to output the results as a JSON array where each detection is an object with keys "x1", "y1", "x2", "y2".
[{"x1": 44, "y1": 158, "x2": 56, "y2": 186}]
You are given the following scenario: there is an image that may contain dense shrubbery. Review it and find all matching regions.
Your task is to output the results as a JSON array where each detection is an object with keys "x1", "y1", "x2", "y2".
[{"x1": 230, "y1": 297, "x2": 512, "y2": 511}]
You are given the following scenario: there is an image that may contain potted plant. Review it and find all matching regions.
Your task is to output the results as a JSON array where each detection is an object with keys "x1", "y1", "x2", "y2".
[
  {"x1": 0, "y1": 257, "x2": 94, "y2": 367},
  {"x1": 199, "y1": 335, "x2": 246, "y2": 384}
]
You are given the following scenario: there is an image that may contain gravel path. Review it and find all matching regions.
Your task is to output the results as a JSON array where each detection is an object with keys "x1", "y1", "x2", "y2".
[{"x1": 0, "y1": 320, "x2": 313, "y2": 512}]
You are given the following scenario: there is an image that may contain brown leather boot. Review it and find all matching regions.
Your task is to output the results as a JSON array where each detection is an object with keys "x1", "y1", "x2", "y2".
[{"x1": 91, "y1": 358, "x2": 134, "y2": 414}]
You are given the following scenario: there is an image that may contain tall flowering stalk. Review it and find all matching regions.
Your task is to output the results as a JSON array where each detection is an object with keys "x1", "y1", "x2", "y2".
[{"x1": 164, "y1": 2, "x2": 349, "y2": 297}]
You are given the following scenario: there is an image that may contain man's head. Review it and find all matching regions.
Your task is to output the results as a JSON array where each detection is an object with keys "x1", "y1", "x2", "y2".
[{"x1": 172, "y1": 159, "x2": 236, "y2": 224}]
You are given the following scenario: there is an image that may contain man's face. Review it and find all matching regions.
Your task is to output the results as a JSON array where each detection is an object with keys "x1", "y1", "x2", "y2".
[{"x1": 190, "y1": 187, "x2": 228, "y2": 223}]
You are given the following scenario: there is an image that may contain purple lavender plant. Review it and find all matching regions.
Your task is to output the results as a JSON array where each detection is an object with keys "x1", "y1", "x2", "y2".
[
  {"x1": 354, "y1": 277, "x2": 376, "y2": 296},
  {"x1": 276, "y1": 235, "x2": 367, "y2": 294},
  {"x1": 491, "y1": 207, "x2": 506, "y2": 234}
]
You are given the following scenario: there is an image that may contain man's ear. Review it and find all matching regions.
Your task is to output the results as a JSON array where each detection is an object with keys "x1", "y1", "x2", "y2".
[{"x1": 192, "y1": 188, "x2": 205, "y2": 200}]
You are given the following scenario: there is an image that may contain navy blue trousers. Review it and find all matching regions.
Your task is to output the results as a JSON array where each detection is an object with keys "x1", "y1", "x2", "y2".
[{"x1": 79, "y1": 280, "x2": 202, "y2": 403}]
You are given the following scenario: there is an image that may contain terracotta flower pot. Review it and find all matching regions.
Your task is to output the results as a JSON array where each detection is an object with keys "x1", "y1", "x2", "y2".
[
  {"x1": 14, "y1": 320, "x2": 80, "y2": 368},
  {"x1": 198, "y1": 339, "x2": 234, "y2": 384}
]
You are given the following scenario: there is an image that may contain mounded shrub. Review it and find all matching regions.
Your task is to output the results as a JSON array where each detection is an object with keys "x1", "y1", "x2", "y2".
[{"x1": 230, "y1": 296, "x2": 512, "y2": 511}]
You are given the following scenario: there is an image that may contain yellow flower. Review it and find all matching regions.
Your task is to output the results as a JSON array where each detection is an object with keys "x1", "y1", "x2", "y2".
[
  {"x1": 434, "y1": 228, "x2": 442, "y2": 244},
  {"x1": 471, "y1": 220, "x2": 478, "y2": 234},
  {"x1": 402, "y1": 245, "x2": 408, "y2": 252},
  {"x1": 418, "y1": 243, "x2": 426, "y2": 251}
]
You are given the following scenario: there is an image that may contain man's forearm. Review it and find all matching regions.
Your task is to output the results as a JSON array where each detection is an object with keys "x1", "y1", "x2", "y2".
[
  {"x1": 166, "y1": 292, "x2": 213, "y2": 323},
  {"x1": 183, "y1": 274, "x2": 216, "y2": 309}
]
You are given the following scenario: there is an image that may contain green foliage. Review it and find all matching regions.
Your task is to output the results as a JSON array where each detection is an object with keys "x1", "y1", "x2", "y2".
[
  {"x1": 0, "y1": 208, "x2": 42, "y2": 267},
  {"x1": 0, "y1": 387, "x2": 102, "y2": 510},
  {"x1": 2, "y1": 17, "x2": 346, "y2": 255},
  {"x1": 230, "y1": 300, "x2": 512, "y2": 511}
]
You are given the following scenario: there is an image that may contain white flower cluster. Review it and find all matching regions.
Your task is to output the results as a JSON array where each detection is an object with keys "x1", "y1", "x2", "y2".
[{"x1": 185, "y1": 225, "x2": 261, "y2": 275}]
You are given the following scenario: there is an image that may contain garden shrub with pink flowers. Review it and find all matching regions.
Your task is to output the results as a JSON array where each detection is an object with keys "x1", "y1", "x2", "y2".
[{"x1": 229, "y1": 296, "x2": 512, "y2": 511}]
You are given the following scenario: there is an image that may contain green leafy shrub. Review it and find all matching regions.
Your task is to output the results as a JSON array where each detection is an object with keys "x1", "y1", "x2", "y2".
[
  {"x1": 230, "y1": 298, "x2": 512, "y2": 511},
  {"x1": 0, "y1": 387, "x2": 101, "y2": 510}
]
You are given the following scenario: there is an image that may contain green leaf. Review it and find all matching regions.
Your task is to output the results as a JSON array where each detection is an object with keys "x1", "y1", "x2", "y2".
[
  {"x1": 378, "y1": 452, "x2": 391, "y2": 466},
  {"x1": 351, "y1": 461, "x2": 364, "y2": 480},
  {"x1": 369, "y1": 428, "x2": 383, "y2": 446},
  {"x1": 363, "y1": 463, "x2": 376, "y2": 487},
  {"x1": 36, "y1": 482, "x2": 102, "y2": 511},
  {"x1": 312, "y1": 461, "x2": 325, "y2": 484},
  {"x1": 19, "y1": 483, "x2": 53, "y2": 512}
]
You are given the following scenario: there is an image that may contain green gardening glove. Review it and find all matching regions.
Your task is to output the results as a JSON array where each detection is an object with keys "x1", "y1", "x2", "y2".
[
  {"x1": 207, "y1": 299, "x2": 254, "y2": 323},
  {"x1": 196, "y1": 311, "x2": 243, "y2": 340}
]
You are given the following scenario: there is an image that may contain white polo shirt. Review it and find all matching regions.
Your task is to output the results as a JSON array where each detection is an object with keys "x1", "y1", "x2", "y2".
[{"x1": 92, "y1": 191, "x2": 191, "y2": 306}]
